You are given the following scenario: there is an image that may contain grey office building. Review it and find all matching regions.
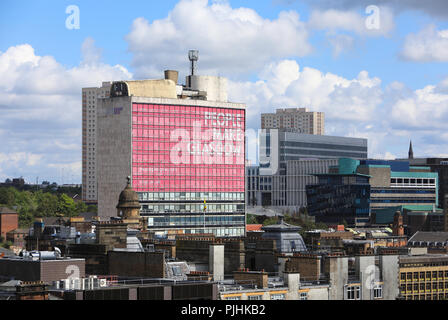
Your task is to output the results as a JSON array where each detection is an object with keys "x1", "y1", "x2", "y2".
[{"x1": 246, "y1": 130, "x2": 368, "y2": 208}]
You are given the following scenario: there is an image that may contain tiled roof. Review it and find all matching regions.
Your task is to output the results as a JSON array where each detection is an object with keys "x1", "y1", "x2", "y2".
[
  {"x1": 408, "y1": 231, "x2": 448, "y2": 243},
  {"x1": 246, "y1": 224, "x2": 263, "y2": 232}
]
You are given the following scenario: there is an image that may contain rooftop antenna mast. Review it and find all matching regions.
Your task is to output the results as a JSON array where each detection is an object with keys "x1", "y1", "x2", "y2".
[{"x1": 188, "y1": 50, "x2": 199, "y2": 76}]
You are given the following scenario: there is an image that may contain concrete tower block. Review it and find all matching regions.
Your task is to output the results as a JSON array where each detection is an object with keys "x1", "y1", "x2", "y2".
[
  {"x1": 284, "y1": 272, "x2": 300, "y2": 300},
  {"x1": 327, "y1": 256, "x2": 348, "y2": 300},
  {"x1": 355, "y1": 255, "x2": 375, "y2": 300},
  {"x1": 380, "y1": 255, "x2": 399, "y2": 300},
  {"x1": 209, "y1": 244, "x2": 224, "y2": 281}
]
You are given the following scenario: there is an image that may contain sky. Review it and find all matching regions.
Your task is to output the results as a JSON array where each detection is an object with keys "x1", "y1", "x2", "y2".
[{"x1": 0, "y1": 0, "x2": 448, "y2": 184}]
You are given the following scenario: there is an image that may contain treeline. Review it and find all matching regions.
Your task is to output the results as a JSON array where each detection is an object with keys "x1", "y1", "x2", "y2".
[{"x1": 0, "y1": 187, "x2": 97, "y2": 228}]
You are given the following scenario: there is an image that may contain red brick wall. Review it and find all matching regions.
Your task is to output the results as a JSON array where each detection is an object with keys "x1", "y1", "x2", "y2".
[{"x1": 0, "y1": 213, "x2": 18, "y2": 239}]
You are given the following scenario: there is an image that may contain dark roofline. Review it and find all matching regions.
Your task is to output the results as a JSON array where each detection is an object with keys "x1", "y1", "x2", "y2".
[{"x1": 0, "y1": 207, "x2": 18, "y2": 214}]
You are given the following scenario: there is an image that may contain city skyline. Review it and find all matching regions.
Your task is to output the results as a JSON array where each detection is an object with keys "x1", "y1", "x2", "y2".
[{"x1": 1, "y1": 0, "x2": 448, "y2": 184}]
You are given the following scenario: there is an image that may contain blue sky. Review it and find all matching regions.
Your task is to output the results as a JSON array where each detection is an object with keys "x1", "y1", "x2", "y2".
[{"x1": 0, "y1": 0, "x2": 448, "y2": 184}]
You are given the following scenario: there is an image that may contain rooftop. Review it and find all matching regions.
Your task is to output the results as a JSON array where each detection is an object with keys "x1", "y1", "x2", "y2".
[{"x1": 408, "y1": 231, "x2": 448, "y2": 244}]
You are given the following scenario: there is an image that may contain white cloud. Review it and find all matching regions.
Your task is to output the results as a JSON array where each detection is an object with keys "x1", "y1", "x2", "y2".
[
  {"x1": 0, "y1": 152, "x2": 42, "y2": 167},
  {"x1": 229, "y1": 59, "x2": 448, "y2": 160},
  {"x1": 307, "y1": 7, "x2": 395, "y2": 37},
  {"x1": 0, "y1": 40, "x2": 132, "y2": 183},
  {"x1": 300, "y1": 0, "x2": 448, "y2": 20},
  {"x1": 400, "y1": 24, "x2": 448, "y2": 62},
  {"x1": 390, "y1": 81, "x2": 448, "y2": 129},
  {"x1": 229, "y1": 60, "x2": 382, "y2": 125},
  {"x1": 125, "y1": 0, "x2": 312, "y2": 79},
  {"x1": 327, "y1": 33, "x2": 355, "y2": 57}
]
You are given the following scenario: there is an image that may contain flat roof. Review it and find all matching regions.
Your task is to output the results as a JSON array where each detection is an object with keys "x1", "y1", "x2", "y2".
[
  {"x1": 391, "y1": 171, "x2": 438, "y2": 178},
  {"x1": 313, "y1": 173, "x2": 371, "y2": 178}
]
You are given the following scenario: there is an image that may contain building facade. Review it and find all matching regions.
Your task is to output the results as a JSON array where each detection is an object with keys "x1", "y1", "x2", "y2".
[
  {"x1": 246, "y1": 131, "x2": 367, "y2": 209},
  {"x1": 306, "y1": 158, "x2": 440, "y2": 227},
  {"x1": 259, "y1": 130, "x2": 367, "y2": 176},
  {"x1": 0, "y1": 207, "x2": 18, "y2": 240},
  {"x1": 97, "y1": 76, "x2": 246, "y2": 237},
  {"x1": 82, "y1": 82, "x2": 111, "y2": 204},
  {"x1": 261, "y1": 108, "x2": 324, "y2": 135},
  {"x1": 406, "y1": 158, "x2": 448, "y2": 211},
  {"x1": 399, "y1": 254, "x2": 448, "y2": 300},
  {"x1": 246, "y1": 159, "x2": 339, "y2": 208}
]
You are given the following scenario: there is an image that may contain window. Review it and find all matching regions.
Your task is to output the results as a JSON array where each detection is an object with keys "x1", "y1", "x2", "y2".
[
  {"x1": 226, "y1": 296, "x2": 241, "y2": 300},
  {"x1": 373, "y1": 285, "x2": 383, "y2": 299},
  {"x1": 346, "y1": 286, "x2": 361, "y2": 300},
  {"x1": 270, "y1": 293, "x2": 285, "y2": 300},
  {"x1": 300, "y1": 292, "x2": 308, "y2": 300},
  {"x1": 248, "y1": 295, "x2": 263, "y2": 300}
]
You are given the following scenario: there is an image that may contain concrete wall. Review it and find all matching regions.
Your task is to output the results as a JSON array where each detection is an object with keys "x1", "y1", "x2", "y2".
[
  {"x1": 284, "y1": 272, "x2": 300, "y2": 300},
  {"x1": 209, "y1": 244, "x2": 224, "y2": 281},
  {"x1": 357, "y1": 166, "x2": 391, "y2": 188},
  {"x1": 324, "y1": 256, "x2": 348, "y2": 300},
  {"x1": 188, "y1": 75, "x2": 228, "y2": 102},
  {"x1": 355, "y1": 255, "x2": 375, "y2": 300},
  {"x1": 125, "y1": 79, "x2": 177, "y2": 99},
  {"x1": 97, "y1": 96, "x2": 133, "y2": 218},
  {"x1": 380, "y1": 254, "x2": 399, "y2": 300},
  {"x1": 107, "y1": 251, "x2": 166, "y2": 278},
  {"x1": 176, "y1": 239, "x2": 245, "y2": 275},
  {"x1": 306, "y1": 286, "x2": 329, "y2": 300},
  {"x1": 0, "y1": 259, "x2": 85, "y2": 283}
]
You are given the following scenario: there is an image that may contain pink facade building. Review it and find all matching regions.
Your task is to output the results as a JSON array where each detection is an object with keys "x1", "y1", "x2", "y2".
[{"x1": 97, "y1": 78, "x2": 246, "y2": 237}]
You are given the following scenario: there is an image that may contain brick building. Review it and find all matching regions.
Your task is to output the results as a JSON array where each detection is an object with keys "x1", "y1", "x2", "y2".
[{"x1": 0, "y1": 207, "x2": 18, "y2": 240}]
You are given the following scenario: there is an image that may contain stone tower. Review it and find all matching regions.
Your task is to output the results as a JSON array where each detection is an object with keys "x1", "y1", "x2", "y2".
[
  {"x1": 393, "y1": 210, "x2": 404, "y2": 236},
  {"x1": 116, "y1": 176, "x2": 141, "y2": 220}
]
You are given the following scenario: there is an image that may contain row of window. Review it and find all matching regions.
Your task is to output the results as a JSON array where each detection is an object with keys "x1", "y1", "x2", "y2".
[
  {"x1": 391, "y1": 178, "x2": 436, "y2": 185},
  {"x1": 280, "y1": 150, "x2": 367, "y2": 160},
  {"x1": 372, "y1": 198, "x2": 435, "y2": 203},
  {"x1": 281, "y1": 141, "x2": 367, "y2": 152},
  {"x1": 401, "y1": 271, "x2": 448, "y2": 280},
  {"x1": 132, "y1": 104, "x2": 244, "y2": 115},
  {"x1": 372, "y1": 188, "x2": 435, "y2": 194},
  {"x1": 401, "y1": 282, "x2": 448, "y2": 292},
  {"x1": 138, "y1": 192, "x2": 245, "y2": 201},
  {"x1": 141, "y1": 203, "x2": 244, "y2": 214},
  {"x1": 225, "y1": 293, "x2": 286, "y2": 301},
  {"x1": 346, "y1": 285, "x2": 382, "y2": 300},
  {"x1": 403, "y1": 293, "x2": 448, "y2": 300},
  {"x1": 147, "y1": 215, "x2": 245, "y2": 227},
  {"x1": 132, "y1": 178, "x2": 244, "y2": 192},
  {"x1": 154, "y1": 227, "x2": 245, "y2": 237}
]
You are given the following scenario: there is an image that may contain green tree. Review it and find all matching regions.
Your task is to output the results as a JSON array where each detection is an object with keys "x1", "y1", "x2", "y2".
[
  {"x1": 58, "y1": 194, "x2": 77, "y2": 217},
  {"x1": 36, "y1": 191, "x2": 59, "y2": 217},
  {"x1": 0, "y1": 187, "x2": 15, "y2": 206},
  {"x1": 86, "y1": 204, "x2": 97, "y2": 213},
  {"x1": 75, "y1": 200, "x2": 88, "y2": 214},
  {"x1": 263, "y1": 216, "x2": 279, "y2": 226}
]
